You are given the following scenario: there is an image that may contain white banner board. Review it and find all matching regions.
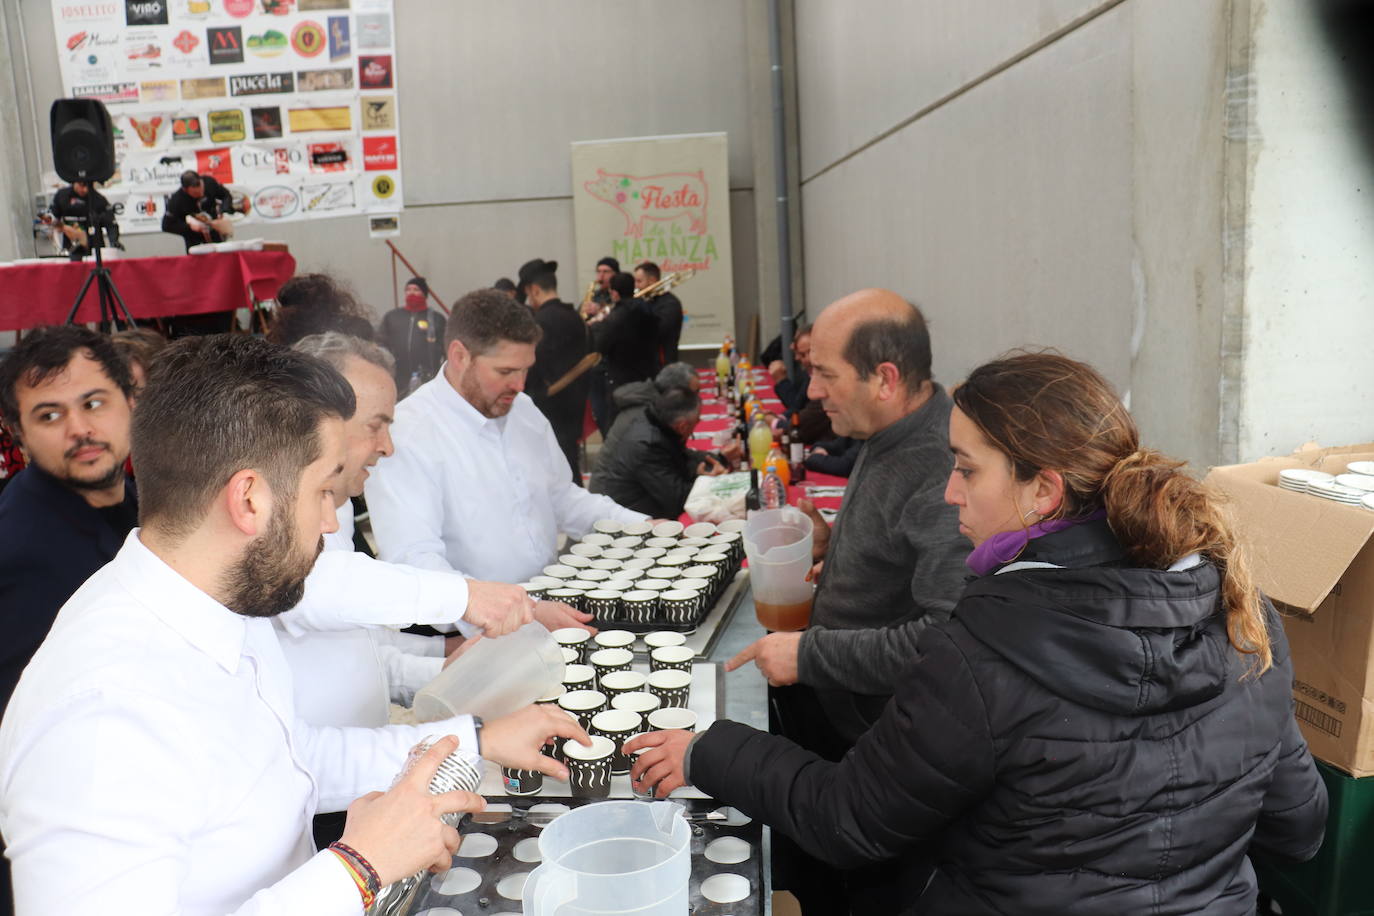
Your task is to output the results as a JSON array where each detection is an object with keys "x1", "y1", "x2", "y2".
[
  {"x1": 50, "y1": 0, "x2": 402, "y2": 234},
  {"x1": 571, "y1": 133, "x2": 734, "y2": 348}
]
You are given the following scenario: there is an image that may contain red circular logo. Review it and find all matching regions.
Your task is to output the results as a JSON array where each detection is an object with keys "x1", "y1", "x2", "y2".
[
  {"x1": 223, "y1": 0, "x2": 253, "y2": 17},
  {"x1": 291, "y1": 20, "x2": 324, "y2": 57}
]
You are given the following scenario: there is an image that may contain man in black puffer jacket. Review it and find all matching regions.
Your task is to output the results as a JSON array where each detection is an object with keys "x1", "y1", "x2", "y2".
[
  {"x1": 589, "y1": 387, "x2": 728, "y2": 518},
  {"x1": 682, "y1": 519, "x2": 1327, "y2": 914}
]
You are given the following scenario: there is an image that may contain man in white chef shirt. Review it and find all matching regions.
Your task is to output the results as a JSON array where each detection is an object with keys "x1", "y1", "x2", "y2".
[
  {"x1": 366, "y1": 287, "x2": 648, "y2": 618},
  {"x1": 0, "y1": 335, "x2": 587, "y2": 916}
]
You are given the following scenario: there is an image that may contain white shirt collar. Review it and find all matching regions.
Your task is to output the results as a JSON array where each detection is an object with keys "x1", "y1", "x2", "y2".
[{"x1": 113, "y1": 530, "x2": 247, "y2": 674}]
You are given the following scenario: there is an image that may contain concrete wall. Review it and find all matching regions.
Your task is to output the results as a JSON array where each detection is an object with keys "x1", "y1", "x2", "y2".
[
  {"x1": 3, "y1": 0, "x2": 763, "y2": 339},
  {"x1": 1233, "y1": 0, "x2": 1374, "y2": 459},
  {"x1": 794, "y1": 0, "x2": 1231, "y2": 468}
]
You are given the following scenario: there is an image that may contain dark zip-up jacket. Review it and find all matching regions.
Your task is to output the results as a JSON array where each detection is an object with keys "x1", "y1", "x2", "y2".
[{"x1": 691, "y1": 520, "x2": 1327, "y2": 914}]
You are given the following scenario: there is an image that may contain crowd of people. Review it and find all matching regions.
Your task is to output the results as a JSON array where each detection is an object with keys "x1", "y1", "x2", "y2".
[{"x1": 0, "y1": 259, "x2": 1330, "y2": 914}]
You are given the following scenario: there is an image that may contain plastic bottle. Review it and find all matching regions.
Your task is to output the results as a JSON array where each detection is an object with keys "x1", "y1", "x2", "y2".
[
  {"x1": 788, "y1": 412, "x2": 806, "y2": 482},
  {"x1": 407, "y1": 370, "x2": 422, "y2": 396},
  {"x1": 748, "y1": 418, "x2": 773, "y2": 471},
  {"x1": 765, "y1": 444, "x2": 791, "y2": 489},
  {"x1": 761, "y1": 466, "x2": 787, "y2": 509}
]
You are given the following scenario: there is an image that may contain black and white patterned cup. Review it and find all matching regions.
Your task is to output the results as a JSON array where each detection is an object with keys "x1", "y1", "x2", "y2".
[
  {"x1": 535, "y1": 684, "x2": 566, "y2": 706},
  {"x1": 542, "y1": 564, "x2": 578, "y2": 580},
  {"x1": 647, "y1": 706, "x2": 698, "y2": 733},
  {"x1": 502, "y1": 766, "x2": 544, "y2": 796},
  {"x1": 647, "y1": 668, "x2": 692, "y2": 709},
  {"x1": 645, "y1": 566, "x2": 682, "y2": 581},
  {"x1": 590, "y1": 708, "x2": 644, "y2": 775},
  {"x1": 660, "y1": 553, "x2": 695, "y2": 569},
  {"x1": 565, "y1": 579, "x2": 598, "y2": 593},
  {"x1": 651, "y1": 520, "x2": 685, "y2": 538},
  {"x1": 589, "y1": 557, "x2": 621, "y2": 572},
  {"x1": 604, "y1": 577, "x2": 638, "y2": 595},
  {"x1": 589, "y1": 647, "x2": 633, "y2": 687},
  {"x1": 601, "y1": 546, "x2": 635, "y2": 561},
  {"x1": 630, "y1": 747, "x2": 656, "y2": 799},
  {"x1": 680, "y1": 536, "x2": 713, "y2": 551},
  {"x1": 676, "y1": 578, "x2": 712, "y2": 606},
  {"x1": 559, "y1": 554, "x2": 594, "y2": 570},
  {"x1": 650, "y1": 644, "x2": 695, "y2": 674},
  {"x1": 557, "y1": 689, "x2": 608, "y2": 732},
  {"x1": 583, "y1": 589, "x2": 624, "y2": 621},
  {"x1": 581, "y1": 531, "x2": 615, "y2": 546},
  {"x1": 683, "y1": 522, "x2": 718, "y2": 538},
  {"x1": 634, "y1": 578, "x2": 673, "y2": 592},
  {"x1": 593, "y1": 630, "x2": 636, "y2": 652},
  {"x1": 643, "y1": 630, "x2": 687, "y2": 651},
  {"x1": 580, "y1": 568, "x2": 613, "y2": 583},
  {"x1": 632, "y1": 546, "x2": 667, "y2": 561},
  {"x1": 622, "y1": 556, "x2": 656, "y2": 572},
  {"x1": 644, "y1": 536, "x2": 679, "y2": 549},
  {"x1": 611, "y1": 690, "x2": 662, "y2": 717},
  {"x1": 553, "y1": 627, "x2": 593, "y2": 663},
  {"x1": 561, "y1": 663, "x2": 596, "y2": 692},
  {"x1": 708, "y1": 532, "x2": 744, "y2": 564},
  {"x1": 599, "y1": 669, "x2": 648, "y2": 703},
  {"x1": 621, "y1": 589, "x2": 660, "y2": 625},
  {"x1": 612, "y1": 534, "x2": 644, "y2": 549},
  {"x1": 559, "y1": 647, "x2": 580, "y2": 666},
  {"x1": 681, "y1": 564, "x2": 717, "y2": 586},
  {"x1": 547, "y1": 587, "x2": 586, "y2": 611},
  {"x1": 518, "y1": 582, "x2": 548, "y2": 601},
  {"x1": 660, "y1": 589, "x2": 702, "y2": 627}
]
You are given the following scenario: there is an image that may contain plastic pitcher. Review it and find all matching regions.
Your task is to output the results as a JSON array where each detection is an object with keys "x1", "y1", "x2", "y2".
[
  {"x1": 523, "y1": 801, "x2": 690, "y2": 916},
  {"x1": 743, "y1": 507, "x2": 814, "y2": 632},
  {"x1": 412, "y1": 621, "x2": 564, "y2": 722}
]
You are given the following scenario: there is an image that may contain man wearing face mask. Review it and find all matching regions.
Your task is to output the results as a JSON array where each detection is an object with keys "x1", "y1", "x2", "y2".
[{"x1": 378, "y1": 275, "x2": 447, "y2": 396}]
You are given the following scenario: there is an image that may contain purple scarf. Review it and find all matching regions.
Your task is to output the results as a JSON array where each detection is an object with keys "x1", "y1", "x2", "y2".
[{"x1": 965, "y1": 509, "x2": 1108, "y2": 577}]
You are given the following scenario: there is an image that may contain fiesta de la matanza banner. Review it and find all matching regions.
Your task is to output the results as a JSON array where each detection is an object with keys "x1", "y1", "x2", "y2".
[
  {"x1": 571, "y1": 132, "x2": 735, "y2": 349},
  {"x1": 50, "y1": 0, "x2": 403, "y2": 234}
]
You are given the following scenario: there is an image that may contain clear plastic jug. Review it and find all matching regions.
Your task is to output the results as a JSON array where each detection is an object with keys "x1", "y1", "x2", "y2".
[
  {"x1": 412, "y1": 621, "x2": 564, "y2": 722},
  {"x1": 523, "y1": 801, "x2": 690, "y2": 916},
  {"x1": 743, "y1": 506, "x2": 814, "y2": 632}
]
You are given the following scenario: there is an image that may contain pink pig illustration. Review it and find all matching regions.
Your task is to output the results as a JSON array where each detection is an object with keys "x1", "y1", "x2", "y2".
[{"x1": 583, "y1": 168, "x2": 709, "y2": 238}]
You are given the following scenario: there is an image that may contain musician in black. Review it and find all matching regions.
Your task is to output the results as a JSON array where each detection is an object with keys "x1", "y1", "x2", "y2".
[
  {"x1": 161, "y1": 170, "x2": 248, "y2": 251},
  {"x1": 633, "y1": 261, "x2": 683, "y2": 367},
  {"x1": 48, "y1": 180, "x2": 120, "y2": 261}
]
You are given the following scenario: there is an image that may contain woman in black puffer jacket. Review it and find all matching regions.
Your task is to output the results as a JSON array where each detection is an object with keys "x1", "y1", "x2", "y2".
[{"x1": 628, "y1": 352, "x2": 1327, "y2": 915}]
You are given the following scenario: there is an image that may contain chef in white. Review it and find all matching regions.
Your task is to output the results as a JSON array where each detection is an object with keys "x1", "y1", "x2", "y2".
[
  {"x1": 0, "y1": 335, "x2": 586, "y2": 915},
  {"x1": 366, "y1": 287, "x2": 648, "y2": 605}
]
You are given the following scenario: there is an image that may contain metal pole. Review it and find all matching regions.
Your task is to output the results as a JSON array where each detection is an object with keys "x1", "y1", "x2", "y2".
[{"x1": 767, "y1": 0, "x2": 797, "y2": 381}]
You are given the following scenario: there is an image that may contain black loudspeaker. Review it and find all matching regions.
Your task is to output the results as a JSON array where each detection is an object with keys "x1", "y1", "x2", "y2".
[{"x1": 50, "y1": 98, "x2": 115, "y2": 184}]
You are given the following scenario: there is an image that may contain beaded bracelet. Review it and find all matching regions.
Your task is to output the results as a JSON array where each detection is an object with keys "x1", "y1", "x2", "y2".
[{"x1": 328, "y1": 842, "x2": 380, "y2": 908}]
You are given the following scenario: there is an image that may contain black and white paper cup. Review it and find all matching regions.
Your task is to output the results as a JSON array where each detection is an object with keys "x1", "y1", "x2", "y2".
[
  {"x1": 501, "y1": 766, "x2": 544, "y2": 796},
  {"x1": 647, "y1": 706, "x2": 698, "y2": 733},
  {"x1": 611, "y1": 690, "x2": 662, "y2": 717},
  {"x1": 589, "y1": 647, "x2": 634, "y2": 686},
  {"x1": 583, "y1": 589, "x2": 624, "y2": 621},
  {"x1": 590, "y1": 708, "x2": 644, "y2": 775},
  {"x1": 599, "y1": 669, "x2": 648, "y2": 703},
  {"x1": 557, "y1": 689, "x2": 608, "y2": 732},
  {"x1": 650, "y1": 644, "x2": 695, "y2": 674},
  {"x1": 647, "y1": 668, "x2": 692, "y2": 709},
  {"x1": 644, "y1": 630, "x2": 687, "y2": 651},
  {"x1": 621, "y1": 589, "x2": 660, "y2": 625},
  {"x1": 553, "y1": 627, "x2": 593, "y2": 663},
  {"x1": 593, "y1": 629, "x2": 636, "y2": 652},
  {"x1": 561, "y1": 663, "x2": 596, "y2": 692},
  {"x1": 547, "y1": 587, "x2": 586, "y2": 611},
  {"x1": 660, "y1": 588, "x2": 702, "y2": 627}
]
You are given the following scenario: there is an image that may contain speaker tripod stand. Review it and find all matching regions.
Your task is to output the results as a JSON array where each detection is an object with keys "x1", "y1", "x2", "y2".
[{"x1": 63, "y1": 217, "x2": 136, "y2": 330}]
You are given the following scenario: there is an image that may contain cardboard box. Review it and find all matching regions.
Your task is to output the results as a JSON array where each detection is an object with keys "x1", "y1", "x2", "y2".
[{"x1": 1204, "y1": 444, "x2": 1374, "y2": 776}]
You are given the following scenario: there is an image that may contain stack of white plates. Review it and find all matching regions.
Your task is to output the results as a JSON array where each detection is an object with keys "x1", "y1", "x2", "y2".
[
  {"x1": 1277, "y1": 469, "x2": 1334, "y2": 492},
  {"x1": 1308, "y1": 479, "x2": 1368, "y2": 505},
  {"x1": 1335, "y1": 473, "x2": 1374, "y2": 493},
  {"x1": 1363, "y1": 494, "x2": 1374, "y2": 512},
  {"x1": 1348, "y1": 461, "x2": 1374, "y2": 476}
]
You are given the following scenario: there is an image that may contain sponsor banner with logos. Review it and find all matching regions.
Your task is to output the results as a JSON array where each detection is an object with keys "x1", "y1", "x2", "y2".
[{"x1": 51, "y1": 0, "x2": 402, "y2": 232}]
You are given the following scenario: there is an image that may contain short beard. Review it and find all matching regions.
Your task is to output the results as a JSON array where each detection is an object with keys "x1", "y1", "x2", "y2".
[
  {"x1": 63, "y1": 458, "x2": 126, "y2": 493},
  {"x1": 220, "y1": 503, "x2": 323, "y2": 619}
]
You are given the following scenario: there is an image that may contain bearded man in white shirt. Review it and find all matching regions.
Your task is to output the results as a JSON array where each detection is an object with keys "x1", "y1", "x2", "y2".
[
  {"x1": 0, "y1": 334, "x2": 587, "y2": 915},
  {"x1": 366, "y1": 288, "x2": 649, "y2": 621}
]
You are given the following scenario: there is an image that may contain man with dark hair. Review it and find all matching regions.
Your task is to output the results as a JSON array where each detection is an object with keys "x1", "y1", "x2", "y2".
[
  {"x1": 378, "y1": 275, "x2": 447, "y2": 395},
  {"x1": 521, "y1": 265, "x2": 591, "y2": 480},
  {"x1": 161, "y1": 169, "x2": 246, "y2": 251},
  {"x1": 0, "y1": 325, "x2": 137, "y2": 713},
  {"x1": 634, "y1": 261, "x2": 684, "y2": 366},
  {"x1": 48, "y1": 179, "x2": 120, "y2": 260},
  {"x1": 767, "y1": 325, "x2": 833, "y2": 444},
  {"x1": 492, "y1": 277, "x2": 517, "y2": 297},
  {"x1": 589, "y1": 386, "x2": 728, "y2": 518},
  {"x1": 269, "y1": 273, "x2": 377, "y2": 348},
  {"x1": 0, "y1": 333, "x2": 585, "y2": 913},
  {"x1": 366, "y1": 288, "x2": 646, "y2": 606},
  {"x1": 588, "y1": 270, "x2": 658, "y2": 434},
  {"x1": 723, "y1": 288, "x2": 970, "y2": 914}
]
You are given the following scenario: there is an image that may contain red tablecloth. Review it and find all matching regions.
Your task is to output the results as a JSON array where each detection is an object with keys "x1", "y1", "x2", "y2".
[
  {"x1": 690, "y1": 367, "x2": 847, "y2": 513},
  {"x1": 0, "y1": 250, "x2": 296, "y2": 330}
]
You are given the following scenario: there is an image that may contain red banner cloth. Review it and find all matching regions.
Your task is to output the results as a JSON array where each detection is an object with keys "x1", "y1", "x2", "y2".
[{"x1": 0, "y1": 250, "x2": 296, "y2": 331}]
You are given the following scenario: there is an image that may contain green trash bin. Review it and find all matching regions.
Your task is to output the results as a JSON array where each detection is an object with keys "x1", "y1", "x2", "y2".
[{"x1": 1256, "y1": 760, "x2": 1374, "y2": 916}]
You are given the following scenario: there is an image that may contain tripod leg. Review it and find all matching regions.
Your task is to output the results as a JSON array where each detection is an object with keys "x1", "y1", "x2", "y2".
[
  {"x1": 100, "y1": 271, "x2": 138, "y2": 329},
  {"x1": 64, "y1": 269, "x2": 100, "y2": 325}
]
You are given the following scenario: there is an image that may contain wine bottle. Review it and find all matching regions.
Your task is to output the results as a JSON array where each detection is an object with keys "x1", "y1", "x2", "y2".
[
  {"x1": 746, "y1": 468, "x2": 761, "y2": 512},
  {"x1": 788, "y1": 412, "x2": 806, "y2": 482}
]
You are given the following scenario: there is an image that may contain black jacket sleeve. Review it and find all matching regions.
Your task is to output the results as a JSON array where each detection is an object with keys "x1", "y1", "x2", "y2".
[{"x1": 689, "y1": 624, "x2": 995, "y2": 869}]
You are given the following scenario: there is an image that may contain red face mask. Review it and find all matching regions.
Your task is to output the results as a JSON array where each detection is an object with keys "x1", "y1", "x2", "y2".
[{"x1": 404, "y1": 291, "x2": 426, "y2": 312}]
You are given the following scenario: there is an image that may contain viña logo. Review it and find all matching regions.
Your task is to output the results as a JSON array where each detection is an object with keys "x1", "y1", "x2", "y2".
[{"x1": 125, "y1": 0, "x2": 167, "y2": 26}]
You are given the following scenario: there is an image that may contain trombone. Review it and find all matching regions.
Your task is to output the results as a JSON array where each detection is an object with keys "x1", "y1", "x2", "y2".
[{"x1": 634, "y1": 269, "x2": 695, "y2": 300}]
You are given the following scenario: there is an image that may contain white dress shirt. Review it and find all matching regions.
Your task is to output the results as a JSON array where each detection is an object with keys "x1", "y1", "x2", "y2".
[
  {"x1": 366, "y1": 372, "x2": 646, "y2": 584},
  {"x1": 276, "y1": 510, "x2": 446, "y2": 728},
  {"x1": 0, "y1": 532, "x2": 479, "y2": 916}
]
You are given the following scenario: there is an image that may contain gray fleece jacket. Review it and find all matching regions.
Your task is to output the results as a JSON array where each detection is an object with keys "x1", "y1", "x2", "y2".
[{"x1": 796, "y1": 384, "x2": 970, "y2": 744}]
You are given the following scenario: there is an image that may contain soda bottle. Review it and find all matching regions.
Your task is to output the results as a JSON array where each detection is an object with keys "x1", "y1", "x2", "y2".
[
  {"x1": 765, "y1": 444, "x2": 790, "y2": 489},
  {"x1": 748, "y1": 418, "x2": 773, "y2": 471}
]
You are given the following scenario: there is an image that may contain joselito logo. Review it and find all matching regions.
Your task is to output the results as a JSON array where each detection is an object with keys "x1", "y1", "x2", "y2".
[
  {"x1": 125, "y1": 0, "x2": 168, "y2": 25},
  {"x1": 230, "y1": 72, "x2": 294, "y2": 96},
  {"x1": 60, "y1": 3, "x2": 120, "y2": 21},
  {"x1": 208, "y1": 26, "x2": 243, "y2": 65},
  {"x1": 362, "y1": 136, "x2": 396, "y2": 171}
]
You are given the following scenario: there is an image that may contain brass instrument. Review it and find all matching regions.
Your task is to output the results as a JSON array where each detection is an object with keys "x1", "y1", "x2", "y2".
[
  {"x1": 634, "y1": 269, "x2": 696, "y2": 299},
  {"x1": 581, "y1": 280, "x2": 597, "y2": 306}
]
